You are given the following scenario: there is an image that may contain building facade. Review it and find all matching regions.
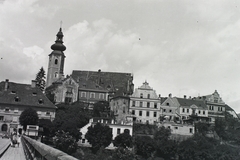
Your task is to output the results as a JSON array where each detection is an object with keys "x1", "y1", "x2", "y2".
[
  {"x1": 129, "y1": 81, "x2": 161, "y2": 124},
  {"x1": 0, "y1": 79, "x2": 56, "y2": 134}
]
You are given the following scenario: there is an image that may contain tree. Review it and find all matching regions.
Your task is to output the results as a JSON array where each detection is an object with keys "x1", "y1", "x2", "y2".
[
  {"x1": 195, "y1": 122, "x2": 210, "y2": 136},
  {"x1": 113, "y1": 129, "x2": 133, "y2": 148},
  {"x1": 85, "y1": 123, "x2": 113, "y2": 153},
  {"x1": 154, "y1": 126, "x2": 177, "y2": 159},
  {"x1": 93, "y1": 101, "x2": 110, "y2": 117},
  {"x1": 38, "y1": 119, "x2": 53, "y2": 137},
  {"x1": 19, "y1": 108, "x2": 39, "y2": 131},
  {"x1": 35, "y1": 67, "x2": 46, "y2": 92},
  {"x1": 134, "y1": 135, "x2": 155, "y2": 158},
  {"x1": 53, "y1": 130, "x2": 78, "y2": 155}
]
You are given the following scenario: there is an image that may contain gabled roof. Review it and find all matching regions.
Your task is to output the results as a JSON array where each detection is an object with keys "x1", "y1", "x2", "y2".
[
  {"x1": 78, "y1": 79, "x2": 108, "y2": 92},
  {"x1": 71, "y1": 70, "x2": 133, "y2": 96},
  {"x1": 176, "y1": 98, "x2": 208, "y2": 110},
  {"x1": 0, "y1": 80, "x2": 56, "y2": 109}
]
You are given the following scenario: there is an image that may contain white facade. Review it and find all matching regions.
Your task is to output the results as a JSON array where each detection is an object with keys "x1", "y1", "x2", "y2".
[{"x1": 129, "y1": 81, "x2": 161, "y2": 124}]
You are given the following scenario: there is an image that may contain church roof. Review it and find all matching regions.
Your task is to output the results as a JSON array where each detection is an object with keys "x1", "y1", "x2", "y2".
[
  {"x1": 0, "y1": 80, "x2": 56, "y2": 109},
  {"x1": 71, "y1": 70, "x2": 133, "y2": 96}
]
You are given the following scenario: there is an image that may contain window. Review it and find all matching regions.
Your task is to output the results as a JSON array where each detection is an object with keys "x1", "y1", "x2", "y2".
[
  {"x1": 182, "y1": 108, "x2": 185, "y2": 113},
  {"x1": 214, "y1": 97, "x2": 218, "y2": 103},
  {"x1": 11, "y1": 91, "x2": 16, "y2": 94},
  {"x1": 90, "y1": 93, "x2": 95, "y2": 99},
  {"x1": 163, "y1": 109, "x2": 166, "y2": 112},
  {"x1": 132, "y1": 110, "x2": 135, "y2": 115},
  {"x1": 147, "y1": 102, "x2": 150, "y2": 108},
  {"x1": 12, "y1": 117, "x2": 18, "y2": 122},
  {"x1": 169, "y1": 109, "x2": 172, "y2": 113},
  {"x1": 154, "y1": 112, "x2": 157, "y2": 117},
  {"x1": 14, "y1": 109, "x2": 18, "y2": 113},
  {"x1": 175, "y1": 127, "x2": 178, "y2": 130},
  {"x1": 154, "y1": 103, "x2": 157, "y2": 108},
  {"x1": 82, "y1": 139, "x2": 85, "y2": 143},
  {"x1": 146, "y1": 111, "x2": 149, "y2": 117},
  {"x1": 132, "y1": 101, "x2": 135, "y2": 107},
  {"x1": 190, "y1": 128, "x2": 193, "y2": 133},
  {"x1": 66, "y1": 87, "x2": 72, "y2": 94},
  {"x1": 166, "y1": 103, "x2": 169, "y2": 106},
  {"x1": 139, "y1": 111, "x2": 142, "y2": 116},
  {"x1": 147, "y1": 94, "x2": 150, "y2": 99},
  {"x1": 55, "y1": 59, "x2": 58, "y2": 65},
  {"x1": 140, "y1": 93, "x2": 143, "y2": 98},
  {"x1": 46, "y1": 111, "x2": 50, "y2": 115},
  {"x1": 37, "y1": 111, "x2": 42, "y2": 115},
  {"x1": 187, "y1": 109, "x2": 189, "y2": 113},
  {"x1": 99, "y1": 93, "x2": 104, "y2": 99},
  {"x1": 117, "y1": 128, "x2": 121, "y2": 134},
  {"x1": 65, "y1": 97, "x2": 72, "y2": 104},
  {"x1": 81, "y1": 92, "x2": 86, "y2": 97},
  {"x1": 0, "y1": 116, "x2": 3, "y2": 121},
  {"x1": 15, "y1": 97, "x2": 20, "y2": 102},
  {"x1": 140, "y1": 102, "x2": 143, "y2": 107},
  {"x1": 32, "y1": 92, "x2": 37, "y2": 96},
  {"x1": 54, "y1": 72, "x2": 58, "y2": 78},
  {"x1": 38, "y1": 99, "x2": 44, "y2": 104},
  {"x1": 198, "y1": 110, "x2": 201, "y2": 114},
  {"x1": 203, "y1": 111, "x2": 205, "y2": 115}
]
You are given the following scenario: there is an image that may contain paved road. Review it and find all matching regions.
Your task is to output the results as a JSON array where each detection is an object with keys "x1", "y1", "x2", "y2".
[{"x1": 0, "y1": 137, "x2": 26, "y2": 160}]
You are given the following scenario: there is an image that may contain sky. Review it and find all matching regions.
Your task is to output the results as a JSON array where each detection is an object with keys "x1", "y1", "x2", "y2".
[{"x1": 1, "y1": 0, "x2": 240, "y2": 112}]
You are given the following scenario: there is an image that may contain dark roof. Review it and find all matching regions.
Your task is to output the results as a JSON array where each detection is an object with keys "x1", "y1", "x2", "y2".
[
  {"x1": 176, "y1": 98, "x2": 208, "y2": 110},
  {"x1": 0, "y1": 81, "x2": 56, "y2": 109},
  {"x1": 71, "y1": 70, "x2": 134, "y2": 96},
  {"x1": 78, "y1": 79, "x2": 108, "y2": 92}
]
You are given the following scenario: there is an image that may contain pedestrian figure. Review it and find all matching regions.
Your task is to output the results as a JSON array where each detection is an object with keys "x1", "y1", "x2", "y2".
[{"x1": 17, "y1": 134, "x2": 21, "y2": 147}]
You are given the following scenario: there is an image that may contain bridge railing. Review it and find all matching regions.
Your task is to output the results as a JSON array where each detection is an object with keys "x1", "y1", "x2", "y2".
[{"x1": 21, "y1": 135, "x2": 78, "y2": 160}]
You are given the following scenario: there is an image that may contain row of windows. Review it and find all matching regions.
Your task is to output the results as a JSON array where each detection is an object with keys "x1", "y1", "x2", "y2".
[
  {"x1": 163, "y1": 108, "x2": 172, "y2": 113},
  {"x1": 132, "y1": 101, "x2": 158, "y2": 108},
  {"x1": 140, "y1": 93, "x2": 151, "y2": 99},
  {"x1": 80, "y1": 92, "x2": 105, "y2": 99},
  {"x1": 209, "y1": 105, "x2": 223, "y2": 111},
  {"x1": 168, "y1": 126, "x2": 193, "y2": 133},
  {"x1": 132, "y1": 110, "x2": 157, "y2": 117}
]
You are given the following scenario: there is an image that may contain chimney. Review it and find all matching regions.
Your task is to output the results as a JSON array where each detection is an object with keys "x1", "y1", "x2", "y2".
[
  {"x1": 184, "y1": 95, "x2": 187, "y2": 99},
  {"x1": 169, "y1": 93, "x2": 172, "y2": 98},
  {"x1": 31, "y1": 80, "x2": 37, "y2": 88},
  {"x1": 4, "y1": 79, "x2": 9, "y2": 91}
]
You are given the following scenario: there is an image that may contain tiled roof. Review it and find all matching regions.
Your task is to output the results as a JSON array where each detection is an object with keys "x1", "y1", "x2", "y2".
[
  {"x1": 0, "y1": 81, "x2": 56, "y2": 109},
  {"x1": 176, "y1": 98, "x2": 208, "y2": 110},
  {"x1": 71, "y1": 70, "x2": 133, "y2": 96},
  {"x1": 78, "y1": 79, "x2": 108, "y2": 92}
]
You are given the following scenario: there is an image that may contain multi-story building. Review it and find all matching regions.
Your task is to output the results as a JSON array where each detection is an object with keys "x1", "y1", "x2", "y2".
[
  {"x1": 0, "y1": 79, "x2": 56, "y2": 134},
  {"x1": 196, "y1": 90, "x2": 226, "y2": 123},
  {"x1": 160, "y1": 94, "x2": 179, "y2": 122},
  {"x1": 129, "y1": 81, "x2": 161, "y2": 124},
  {"x1": 110, "y1": 96, "x2": 133, "y2": 124}
]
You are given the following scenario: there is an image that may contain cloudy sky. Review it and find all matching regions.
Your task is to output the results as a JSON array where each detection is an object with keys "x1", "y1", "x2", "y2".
[{"x1": 1, "y1": 0, "x2": 240, "y2": 112}]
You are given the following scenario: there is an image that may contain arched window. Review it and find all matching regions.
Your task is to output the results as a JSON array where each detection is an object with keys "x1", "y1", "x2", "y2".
[
  {"x1": 55, "y1": 59, "x2": 58, "y2": 65},
  {"x1": 1, "y1": 124, "x2": 8, "y2": 131},
  {"x1": 54, "y1": 72, "x2": 58, "y2": 78}
]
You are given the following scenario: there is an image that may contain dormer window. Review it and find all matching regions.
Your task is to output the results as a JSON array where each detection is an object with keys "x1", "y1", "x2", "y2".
[
  {"x1": 15, "y1": 97, "x2": 20, "y2": 102},
  {"x1": 38, "y1": 99, "x2": 44, "y2": 104},
  {"x1": 11, "y1": 91, "x2": 16, "y2": 94},
  {"x1": 32, "y1": 92, "x2": 37, "y2": 96},
  {"x1": 46, "y1": 111, "x2": 50, "y2": 115}
]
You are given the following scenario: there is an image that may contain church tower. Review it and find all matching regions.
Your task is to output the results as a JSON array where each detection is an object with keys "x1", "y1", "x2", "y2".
[{"x1": 46, "y1": 28, "x2": 66, "y2": 87}]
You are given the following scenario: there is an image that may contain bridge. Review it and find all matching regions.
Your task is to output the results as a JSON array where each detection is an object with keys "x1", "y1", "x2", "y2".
[{"x1": 0, "y1": 136, "x2": 78, "y2": 160}]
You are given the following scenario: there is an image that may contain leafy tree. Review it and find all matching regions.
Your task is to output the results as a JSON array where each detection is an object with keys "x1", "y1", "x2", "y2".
[
  {"x1": 154, "y1": 126, "x2": 177, "y2": 159},
  {"x1": 38, "y1": 119, "x2": 53, "y2": 137},
  {"x1": 134, "y1": 135, "x2": 155, "y2": 158},
  {"x1": 111, "y1": 147, "x2": 136, "y2": 160},
  {"x1": 113, "y1": 129, "x2": 133, "y2": 148},
  {"x1": 53, "y1": 130, "x2": 78, "y2": 155},
  {"x1": 195, "y1": 122, "x2": 210, "y2": 136},
  {"x1": 85, "y1": 123, "x2": 113, "y2": 153},
  {"x1": 52, "y1": 102, "x2": 91, "y2": 141},
  {"x1": 19, "y1": 108, "x2": 39, "y2": 131},
  {"x1": 35, "y1": 67, "x2": 46, "y2": 92},
  {"x1": 93, "y1": 101, "x2": 110, "y2": 117}
]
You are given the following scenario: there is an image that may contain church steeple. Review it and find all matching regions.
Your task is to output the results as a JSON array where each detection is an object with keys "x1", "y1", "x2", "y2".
[{"x1": 46, "y1": 27, "x2": 66, "y2": 87}]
